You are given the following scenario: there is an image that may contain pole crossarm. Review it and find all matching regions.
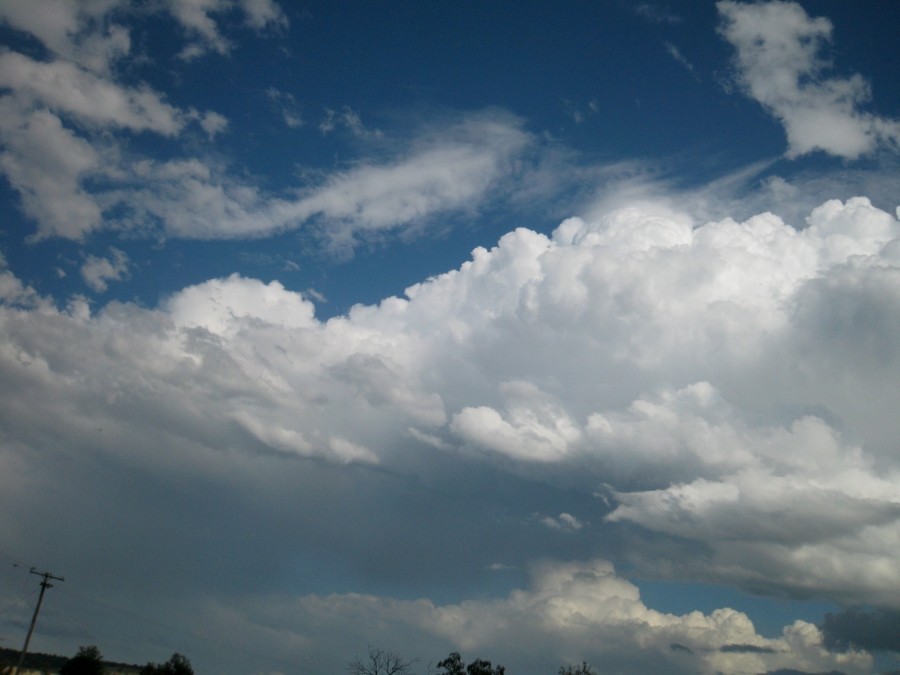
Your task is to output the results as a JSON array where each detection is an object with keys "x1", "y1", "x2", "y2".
[{"x1": 11, "y1": 568, "x2": 64, "y2": 675}]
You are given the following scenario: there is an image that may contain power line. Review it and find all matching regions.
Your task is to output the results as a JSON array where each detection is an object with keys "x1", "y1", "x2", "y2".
[{"x1": 11, "y1": 568, "x2": 64, "y2": 675}]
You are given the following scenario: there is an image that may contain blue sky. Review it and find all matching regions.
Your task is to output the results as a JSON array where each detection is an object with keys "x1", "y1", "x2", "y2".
[{"x1": 1, "y1": 1, "x2": 899, "y2": 674}]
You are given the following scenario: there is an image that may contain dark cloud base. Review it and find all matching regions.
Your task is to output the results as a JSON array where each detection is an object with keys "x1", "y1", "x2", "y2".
[{"x1": 822, "y1": 607, "x2": 900, "y2": 653}]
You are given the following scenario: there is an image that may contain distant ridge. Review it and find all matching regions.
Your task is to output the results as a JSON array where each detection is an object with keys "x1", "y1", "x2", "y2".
[{"x1": 0, "y1": 647, "x2": 142, "y2": 675}]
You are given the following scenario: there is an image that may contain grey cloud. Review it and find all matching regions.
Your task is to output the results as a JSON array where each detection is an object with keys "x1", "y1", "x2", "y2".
[
  {"x1": 821, "y1": 608, "x2": 900, "y2": 653},
  {"x1": 0, "y1": 0, "x2": 132, "y2": 74},
  {"x1": 720, "y1": 643, "x2": 777, "y2": 653},
  {"x1": 1, "y1": 194, "x2": 899, "y2": 671},
  {"x1": 0, "y1": 106, "x2": 103, "y2": 239},
  {"x1": 0, "y1": 51, "x2": 185, "y2": 135},
  {"x1": 240, "y1": 0, "x2": 289, "y2": 31},
  {"x1": 169, "y1": 0, "x2": 287, "y2": 58},
  {"x1": 81, "y1": 247, "x2": 131, "y2": 293}
]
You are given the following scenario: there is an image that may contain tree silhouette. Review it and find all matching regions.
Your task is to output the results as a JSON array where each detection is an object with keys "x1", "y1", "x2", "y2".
[
  {"x1": 467, "y1": 657, "x2": 505, "y2": 675},
  {"x1": 139, "y1": 652, "x2": 194, "y2": 675},
  {"x1": 436, "y1": 652, "x2": 465, "y2": 675},
  {"x1": 559, "y1": 662, "x2": 594, "y2": 675},
  {"x1": 59, "y1": 646, "x2": 104, "y2": 675},
  {"x1": 436, "y1": 652, "x2": 505, "y2": 675},
  {"x1": 347, "y1": 646, "x2": 415, "y2": 675}
]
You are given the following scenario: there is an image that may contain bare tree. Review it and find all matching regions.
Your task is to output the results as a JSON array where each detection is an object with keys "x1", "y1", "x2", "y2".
[{"x1": 348, "y1": 646, "x2": 416, "y2": 675}]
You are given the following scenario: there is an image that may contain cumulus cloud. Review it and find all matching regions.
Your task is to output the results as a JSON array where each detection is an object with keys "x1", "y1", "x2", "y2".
[
  {"x1": 167, "y1": 0, "x2": 234, "y2": 58},
  {"x1": 2, "y1": 3, "x2": 898, "y2": 672},
  {"x1": 539, "y1": 513, "x2": 583, "y2": 532},
  {"x1": 0, "y1": 0, "x2": 131, "y2": 74},
  {"x1": 199, "y1": 559, "x2": 871, "y2": 675},
  {"x1": 0, "y1": 51, "x2": 185, "y2": 135},
  {"x1": 168, "y1": 0, "x2": 287, "y2": 58},
  {"x1": 240, "y1": 0, "x2": 289, "y2": 31},
  {"x1": 81, "y1": 247, "x2": 131, "y2": 293},
  {"x1": 718, "y1": 0, "x2": 900, "y2": 158},
  {"x1": 2, "y1": 197, "x2": 898, "y2": 616},
  {"x1": 0, "y1": 105, "x2": 103, "y2": 239},
  {"x1": 197, "y1": 110, "x2": 229, "y2": 137},
  {"x1": 0, "y1": 254, "x2": 45, "y2": 309}
]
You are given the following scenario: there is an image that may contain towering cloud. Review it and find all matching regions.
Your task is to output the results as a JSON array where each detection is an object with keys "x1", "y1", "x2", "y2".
[{"x1": 2, "y1": 197, "x2": 898, "y2": 610}]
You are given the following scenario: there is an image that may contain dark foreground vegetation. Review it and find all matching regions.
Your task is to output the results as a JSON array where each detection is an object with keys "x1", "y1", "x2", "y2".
[
  {"x1": 2, "y1": 643, "x2": 596, "y2": 674},
  {"x1": 349, "y1": 646, "x2": 596, "y2": 675},
  {"x1": 0, "y1": 645, "x2": 192, "y2": 675}
]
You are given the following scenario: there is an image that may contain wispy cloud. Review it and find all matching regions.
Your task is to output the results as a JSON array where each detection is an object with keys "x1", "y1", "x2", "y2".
[
  {"x1": 0, "y1": 6, "x2": 536, "y2": 250},
  {"x1": 318, "y1": 106, "x2": 381, "y2": 138},
  {"x1": 634, "y1": 4, "x2": 682, "y2": 25},
  {"x1": 266, "y1": 87, "x2": 304, "y2": 128},
  {"x1": 664, "y1": 42, "x2": 698, "y2": 79}
]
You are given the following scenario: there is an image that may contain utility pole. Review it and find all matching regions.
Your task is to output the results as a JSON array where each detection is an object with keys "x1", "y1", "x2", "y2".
[{"x1": 12, "y1": 568, "x2": 64, "y2": 675}]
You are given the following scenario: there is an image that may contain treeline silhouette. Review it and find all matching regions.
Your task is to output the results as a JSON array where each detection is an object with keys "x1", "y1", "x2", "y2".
[
  {"x1": 0, "y1": 645, "x2": 192, "y2": 675},
  {"x1": 348, "y1": 646, "x2": 596, "y2": 675}
]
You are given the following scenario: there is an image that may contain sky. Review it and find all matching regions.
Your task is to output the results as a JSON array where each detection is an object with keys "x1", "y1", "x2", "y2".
[{"x1": 0, "y1": 1, "x2": 899, "y2": 674}]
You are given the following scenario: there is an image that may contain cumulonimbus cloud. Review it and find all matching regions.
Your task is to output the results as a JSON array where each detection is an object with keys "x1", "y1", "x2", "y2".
[{"x1": 2, "y1": 196, "x2": 898, "y2": 612}]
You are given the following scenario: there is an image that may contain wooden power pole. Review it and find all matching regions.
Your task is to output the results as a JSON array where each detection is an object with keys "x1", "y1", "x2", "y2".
[{"x1": 12, "y1": 568, "x2": 64, "y2": 675}]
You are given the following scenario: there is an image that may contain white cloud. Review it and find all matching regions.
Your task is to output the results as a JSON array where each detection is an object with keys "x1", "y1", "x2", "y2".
[
  {"x1": 167, "y1": 0, "x2": 233, "y2": 58},
  {"x1": 0, "y1": 52, "x2": 185, "y2": 135},
  {"x1": 201, "y1": 559, "x2": 871, "y2": 674},
  {"x1": 1, "y1": 196, "x2": 898, "y2": 639},
  {"x1": 266, "y1": 88, "x2": 304, "y2": 128},
  {"x1": 198, "y1": 110, "x2": 229, "y2": 137},
  {"x1": 0, "y1": 0, "x2": 131, "y2": 74},
  {"x1": 318, "y1": 106, "x2": 381, "y2": 138},
  {"x1": 664, "y1": 42, "x2": 697, "y2": 78},
  {"x1": 452, "y1": 381, "x2": 582, "y2": 462},
  {"x1": 0, "y1": 105, "x2": 103, "y2": 239},
  {"x1": 166, "y1": 0, "x2": 286, "y2": 58},
  {"x1": 240, "y1": 0, "x2": 288, "y2": 31},
  {"x1": 119, "y1": 157, "x2": 273, "y2": 239},
  {"x1": 634, "y1": 4, "x2": 682, "y2": 25},
  {"x1": 274, "y1": 112, "x2": 533, "y2": 251},
  {"x1": 164, "y1": 273, "x2": 316, "y2": 335},
  {"x1": 0, "y1": 254, "x2": 45, "y2": 309},
  {"x1": 0, "y1": 63, "x2": 533, "y2": 244},
  {"x1": 81, "y1": 247, "x2": 131, "y2": 292},
  {"x1": 718, "y1": 0, "x2": 900, "y2": 158},
  {"x1": 539, "y1": 513, "x2": 583, "y2": 532},
  {"x1": 0, "y1": 2, "x2": 246, "y2": 240}
]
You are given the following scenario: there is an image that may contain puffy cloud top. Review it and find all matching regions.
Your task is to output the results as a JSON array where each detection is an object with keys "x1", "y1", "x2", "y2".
[{"x1": 2, "y1": 197, "x2": 899, "y2": 610}]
